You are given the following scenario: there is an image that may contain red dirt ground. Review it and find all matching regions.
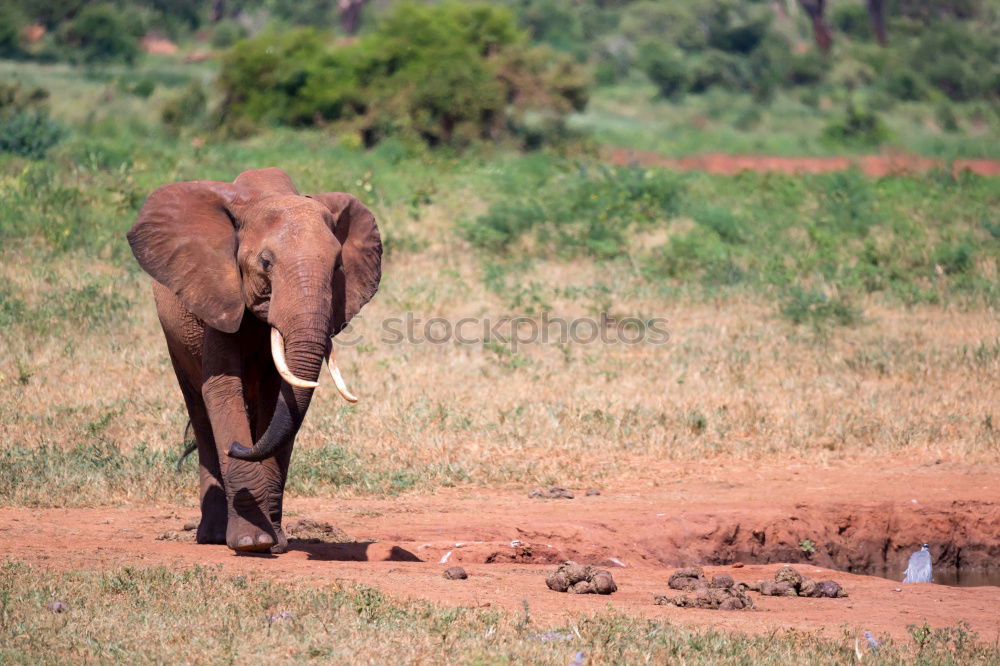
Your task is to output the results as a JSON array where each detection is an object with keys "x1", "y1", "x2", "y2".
[
  {"x1": 2, "y1": 461, "x2": 998, "y2": 641},
  {"x1": 605, "y1": 148, "x2": 1000, "y2": 177}
]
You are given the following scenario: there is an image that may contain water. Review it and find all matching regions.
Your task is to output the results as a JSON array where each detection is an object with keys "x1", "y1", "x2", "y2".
[{"x1": 868, "y1": 568, "x2": 1000, "y2": 588}]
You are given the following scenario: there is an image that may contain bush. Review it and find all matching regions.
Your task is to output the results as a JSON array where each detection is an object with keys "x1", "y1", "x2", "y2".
[
  {"x1": 0, "y1": 83, "x2": 66, "y2": 158},
  {"x1": 934, "y1": 239, "x2": 975, "y2": 275},
  {"x1": 822, "y1": 101, "x2": 887, "y2": 147},
  {"x1": 515, "y1": 0, "x2": 587, "y2": 56},
  {"x1": 56, "y1": 4, "x2": 141, "y2": 65},
  {"x1": 161, "y1": 82, "x2": 207, "y2": 132},
  {"x1": 119, "y1": 77, "x2": 157, "y2": 98},
  {"x1": 217, "y1": 1, "x2": 589, "y2": 148},
  {"x1": 0, "y1": 0, "x2": 25, "y2": 57},
  {"x1": 657, "y1": 226, "x2": 737, "y2": 285},
  {"x1": 210, "y1": 20, "x2": 247, "y2": 49},
  {"x1": 780, "y1": 287, "x2": 859, "y2": 328},
  {"x1": 832, "y1": 3, "x2": 873, "y2": 41},
  {"x1": 630, "y1": 0, "x2": 806, "y2": 102},
  {"x1": 880, "y1": 67, "x2": 927, "y2": 101},
  {"x1": 898, "y1": 19, "x2": 999, "y2": 102},
  {"x1": 704, "y1": 3, "x2": 770, "y2": 55},
  {"x1": 463, "y1": 165, "x2": 684, "y2": 258},
  {"x1": 0, "y1": 110, "x2": 67, "y2": 158},
  {"x1": 638, "y1": 41, "x2": 688, "y2": 99}
]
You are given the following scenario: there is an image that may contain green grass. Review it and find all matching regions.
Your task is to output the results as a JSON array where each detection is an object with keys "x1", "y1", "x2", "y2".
[
  {"x1": 2, "y1": 47, "x2": 999, "y2": 666},
  {"x1": 1, "y1": 63, "x2": 998, "y2": 505},
  {"x1": 2, "y1": 562, "x2": 996, "y2": 664},
  {"x1": 2, "y1": 60, "x2": 997, "y2": 325},
  {"x1": 575, "y1": 81, "x2": 1000, "y2": 159},
  {"x1": 469, "y1": 162, "x2": 1000, "y2": 312},
  {"x1": 0, "y1": 440, "x2": 474, "y2": 507}
]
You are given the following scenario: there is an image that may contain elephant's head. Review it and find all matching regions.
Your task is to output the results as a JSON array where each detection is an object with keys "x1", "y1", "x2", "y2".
[{"x1": 127, "y1": 167, "x2": 381, "y2": 461}]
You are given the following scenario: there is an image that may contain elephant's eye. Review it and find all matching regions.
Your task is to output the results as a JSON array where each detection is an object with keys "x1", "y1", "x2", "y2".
[{"x1": 260, "y1": 256, "x2": 272, "y2": 272}]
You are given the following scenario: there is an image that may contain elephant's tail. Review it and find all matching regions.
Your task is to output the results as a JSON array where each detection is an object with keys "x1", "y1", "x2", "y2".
[{"x1": 175, "y1": 419, "x2": 197, "y2": 472}]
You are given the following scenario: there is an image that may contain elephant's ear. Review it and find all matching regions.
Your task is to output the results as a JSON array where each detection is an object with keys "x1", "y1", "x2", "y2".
[
  {"x1": 127, "y1": 181, "x2": 246, "y2": 333},
  {"x1": 306, "y1": 193, "x2": 382, "y2": 335}
]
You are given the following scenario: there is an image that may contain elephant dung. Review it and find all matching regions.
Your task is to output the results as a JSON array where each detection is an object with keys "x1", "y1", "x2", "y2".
[
  {"x1": 757, "y1": 567, "x2": 848, "y2": 598},
  {"x1": 528, "y1": 487, "x2": 575, "y2": 499},
  {"x1": 808, "y1": 580, "x2": 848, "y2": 598},
  {"x1": 443, "y1": 566, "x2": 468, "y2": 580},
  {"x1": 546, "y1": 561, "x2": 617, "y2": 595},
  {"x1": 775, "y1": 566, "x2": 804, "y2": 589},
  {"x1": 667, "y1": 567, "x2": 707, "y2": 591},
  {"x1": 286, "y1": 519, "x2": 351, "y2": 543},
  {"x1": 654, "y1": 581, "x2": 753, "y2": 611}
]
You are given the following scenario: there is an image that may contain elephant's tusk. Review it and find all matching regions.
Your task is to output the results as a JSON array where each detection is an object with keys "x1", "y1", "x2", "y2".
[
  {"x1": 328, "y1": 346, "x2": 359, "y2": 403},
  {"x1": 271, "y1": 328, "x2": 320, "y2": 389}
]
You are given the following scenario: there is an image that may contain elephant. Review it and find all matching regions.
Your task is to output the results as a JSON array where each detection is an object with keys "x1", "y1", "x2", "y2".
[{"x1": 126, "y1": 167, "x2": 382, "y2": 553}]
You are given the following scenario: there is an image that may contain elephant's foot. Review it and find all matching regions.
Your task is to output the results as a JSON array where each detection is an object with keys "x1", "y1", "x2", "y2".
[
  {"x1": 196, "y1": 518, "x2": 227, "y2": 545},
  {"x1": 197, "y1": 485, "x2": 228, "y2": 545},
  {"x1": 226, "y1": 520, "x2": 275, "y2": 552},
  {"x1": 270, "y1": 524, "x2": 288, "y2": 554},
  {"x1": 226, "y1": 487, "x2": 277, "y2": 552}
]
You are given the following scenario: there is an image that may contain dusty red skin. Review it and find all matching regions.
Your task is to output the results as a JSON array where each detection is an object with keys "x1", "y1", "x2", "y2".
[{"x1": 3, "y1": 461, "x2": 999, "y2": 640}]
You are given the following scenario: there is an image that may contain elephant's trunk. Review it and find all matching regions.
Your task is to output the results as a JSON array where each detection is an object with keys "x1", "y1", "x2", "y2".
[{"x1": 228, "y1": 315, "x2": 329, "y2": 462}]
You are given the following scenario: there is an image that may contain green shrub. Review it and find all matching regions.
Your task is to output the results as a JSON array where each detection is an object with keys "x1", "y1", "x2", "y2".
[
  {"x1": 880, "y1": 67, "x2": 927, "y2": 101},
  {"x1": 0, "y1": 110, "x2": 67, "y2": 158},
  {"x1": 515, "y1": 0, "x2": 587, "y2": 55},
  {"x1": 210, "y1": 20, "x2": 247, "y2": 49},
  {"x1": 821, "y1": 101, "x2": 887, "y2": 147},
  {"x1": 784, "y1": 49, "x2": 826, "y2": 86},
  {"x1": 217, "y1": 29, "x2": 332, "y2": 128},
  {"x1": 216, "y1": 2, "x2": 589, "y2": 148},
  {"x1": 161, "y1": 82, "x2": 207, "y2": 132},
  {"x1": 934, "y1": 239, "x2": 975, "y2": 275},
  {"x1": 693, "y1": 205, "x2": 747, "y2": 245},
  {"x1": 639, "y1": 41, "x2": 688, "y2": 99},
  {"x1": 899, "y1": 19, "x2": 999, "y2": 102},
  {"x1": 268, "y1": 0, "x2": 338, "y2": 27},
  {"x1": 704, "y1": 3, "x2": 770, "y2": 55},
  {"x1": 832, "y1": 2, "x2": 873, "y2": 41},
  {"x1": 464, "y1": 165, "x2": 684, "y2": 258},
  {"x1": 56, "y1": 3, "x2": 141, "y2": 65},
  {"x1": 935, "y1": 103, "x2": 960, "y2": 132},
  {"x1": 0, "y1": 83, "x2": 66, "y2": 158},
  {"x1": 656, "y1": 226, "x2": 738, "y2": 285},
  {"x1": 119, "y1": 77, "x2": 157, "y2": 98},
  {"x1": 923, "y1": 54, "x2": 982, "y2": 102},
  {"x1": 780, "y1": 287, "x2": 859, "y2": 328},
  {"x1": 0, "y1": 0, "x2": 25, "y2": 57},
  {"x1": 593, "y1": 35, "x2": 636, "y2": 85}
]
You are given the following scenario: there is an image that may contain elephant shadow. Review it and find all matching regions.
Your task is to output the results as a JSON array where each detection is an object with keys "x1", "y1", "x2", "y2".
[{"x1": 288, "y1": 540, "x2": 423, "y2": 563}]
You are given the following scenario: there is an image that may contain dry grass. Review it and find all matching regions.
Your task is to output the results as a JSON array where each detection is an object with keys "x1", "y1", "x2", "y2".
[
  {"x1": 1, "y1": 62, "x2": 997, "y2": 506},
  {"x1": 2, "y1": 561, "x2": 995, "y2": 665},
  {"x1": 2, "y1": 193, "x2": 998, "y2": 507}
]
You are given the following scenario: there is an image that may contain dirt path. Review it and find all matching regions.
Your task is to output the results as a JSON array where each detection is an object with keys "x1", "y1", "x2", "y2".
[
  {"x1": 2, "y1": 461, "x2": 998, "y2": 641},
  {"x1": 605, "y1": 147, "x2": 1000, "y2": 177}
]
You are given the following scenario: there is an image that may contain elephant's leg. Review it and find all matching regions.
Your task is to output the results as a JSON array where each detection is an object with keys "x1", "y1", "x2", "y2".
[
  {"x1": 202, "y1": 327, "x2": 284, "y2": 553},
  {"x1": 172, "y1": 364, "x2": 228, "y2": 544},
  {"x1": 154, "y1": 282, "x2": 227, "y2": 545},
  {"x1": 246, "y1": 349, "x2": 290, "y2": 554}
]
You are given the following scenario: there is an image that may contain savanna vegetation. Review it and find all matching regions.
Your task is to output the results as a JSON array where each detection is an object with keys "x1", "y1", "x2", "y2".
[
  {"x1": 1, "y1": 0, "x2": 998, "y2": 662},
  {"x1": 3, "y1": 562, "x2": 997, "y2": 664}
]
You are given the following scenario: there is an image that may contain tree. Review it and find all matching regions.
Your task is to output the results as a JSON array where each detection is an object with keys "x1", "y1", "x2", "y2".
[
  {"x1": 338, "y1": 0, "x2": 368, "y2": 35},
  {"x1": 798, "y1": 0, "x2": 832, "y2": 52},
  {"x1": 57, "y1": 4, "x2": 140, "y2": 65},
  {"x1": 867, "y1": 0, "x2": 887, "y2": 45}
]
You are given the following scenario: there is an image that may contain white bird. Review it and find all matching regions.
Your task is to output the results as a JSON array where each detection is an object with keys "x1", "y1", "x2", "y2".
[{"x1": 902, "y1": 543, "x2": 932, "y2": 583}]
